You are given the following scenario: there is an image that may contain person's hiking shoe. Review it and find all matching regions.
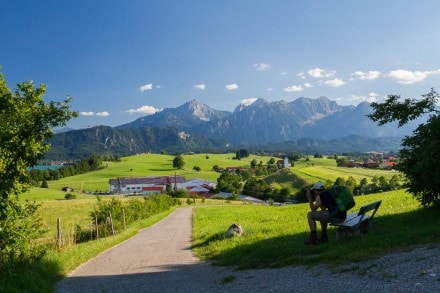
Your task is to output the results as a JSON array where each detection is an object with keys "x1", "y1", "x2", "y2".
[
  {"x1": 319, "y1": 233, "x2": 328, "y2": 243},
  {"x1": 304, "y1": 233, "x2": 319, "y2": 245}
]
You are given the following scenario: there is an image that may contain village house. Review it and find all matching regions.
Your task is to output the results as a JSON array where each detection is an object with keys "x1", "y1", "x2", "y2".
[
  {"x1": 108, "y1": 176, "x2": 216, "y2": 196},
  {"x1": 276, "y1": 157, "x2": 291, "y2": 168},
  {"x1": 109, "y1": 175, "x2": 186, "y2": 195}
]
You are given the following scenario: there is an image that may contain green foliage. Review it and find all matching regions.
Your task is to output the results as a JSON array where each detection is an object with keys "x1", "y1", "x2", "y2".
[
  {"x1": 64, "y1": 193, "x2": 76, "y2": 200},
  {"x1": 368, "y1": 88, "x2": 440, "y2": 207},
  {"x1": 0, "y1": 200, "x2": 46, "y2": 278},
  {"x1": 216, "y1": 172, "x2": 243, "y2": 194},
  {"x1": 235, "y1": 149, "x2": 249, "y2": 160},
  {"x1": 0, "y1": 71, "x2": 76, "y2": 281},
  {"x1": 88, "y1": 195, "x2": 178, "y2": 240},
  {"x1": 242, "y1": 177, "x2": 270, "y2": 200},
  {"x1": 0, "y1": 71, "x2": 77, "y2": 214},
  {"x1": 169, "y1": 188, "x2": 190, "y2": 198},
  {"x1": 173, "y1": 155, "x2": 185, "y2": 169}
]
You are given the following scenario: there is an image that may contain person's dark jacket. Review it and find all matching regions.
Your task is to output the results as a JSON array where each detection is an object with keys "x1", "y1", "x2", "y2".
[{"x1": 320, "y1": 190, "x2": 346, "y2": 220}]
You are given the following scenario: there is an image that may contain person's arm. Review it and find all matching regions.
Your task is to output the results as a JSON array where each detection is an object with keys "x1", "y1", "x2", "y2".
[{"x1": 307, "y1": 190, "x2": 321, "y2": 211}]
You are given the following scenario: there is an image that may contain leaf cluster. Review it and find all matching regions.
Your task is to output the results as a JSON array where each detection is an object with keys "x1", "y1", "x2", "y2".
[{"x1": 368, "y1": 88, "x2": 440, "y2": 207}]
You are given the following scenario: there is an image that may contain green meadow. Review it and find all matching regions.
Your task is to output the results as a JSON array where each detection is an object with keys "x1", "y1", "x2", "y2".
[
  {"x1": 192, "y1": 190, "x2": 439, "y2": 269},
  {"x1": 9, "y1": 153, "x2": 439, "y2": 291},
  {"x1": 42, "y1": 153, "x2": 274, "y2": 192}
]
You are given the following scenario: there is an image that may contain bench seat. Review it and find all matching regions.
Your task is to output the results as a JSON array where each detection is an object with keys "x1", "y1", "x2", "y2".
[{"x1": 330, "y1": 200, "x2": 382, "y2": 239}]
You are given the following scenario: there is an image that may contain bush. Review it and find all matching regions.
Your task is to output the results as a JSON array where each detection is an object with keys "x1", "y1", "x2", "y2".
[
  {"x1": 0, "y1": 199, "x2": 46, "y2": 278},
  {"x1": 64, "y1": 193, "x2": 76, "y2": 200}
]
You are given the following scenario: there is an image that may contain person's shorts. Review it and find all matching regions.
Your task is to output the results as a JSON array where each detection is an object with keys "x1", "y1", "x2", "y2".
[
  {"x1": 310, "y1": 210, "x2": 331, "y2": 222},
  {"x1": 310, "y1": 210, "x2": 345, "y2": 223}
]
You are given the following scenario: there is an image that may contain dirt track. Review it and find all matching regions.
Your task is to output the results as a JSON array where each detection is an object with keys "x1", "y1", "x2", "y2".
[{"x1": 55, "y1": 206, "x2": 440, "y2": 293}]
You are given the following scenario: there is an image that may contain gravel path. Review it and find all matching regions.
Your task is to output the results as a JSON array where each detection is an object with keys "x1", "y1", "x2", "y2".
[{"x1": 56, "y1": 206, "x2": 440, "y2": 293}]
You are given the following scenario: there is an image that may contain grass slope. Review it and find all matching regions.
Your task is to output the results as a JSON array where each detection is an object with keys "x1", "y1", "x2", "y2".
[{"x1": 193, "y1": 190, "x2": 440, "y2": 269}]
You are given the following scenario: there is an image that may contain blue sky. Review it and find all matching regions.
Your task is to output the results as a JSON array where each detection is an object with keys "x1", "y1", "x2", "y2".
[{"x1": 1, "y1": 0, "x2": 440, "y2": 129}]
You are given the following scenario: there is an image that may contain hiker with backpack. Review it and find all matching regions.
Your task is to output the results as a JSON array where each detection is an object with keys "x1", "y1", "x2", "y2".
[{"x1": 304, "y1": 182, "x2": 349, "y2": 245}]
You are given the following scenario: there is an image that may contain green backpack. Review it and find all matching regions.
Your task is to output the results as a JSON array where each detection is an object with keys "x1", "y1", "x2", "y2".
[{"x1": 330, "y1": 185, "x2": 355, "y2": 212}]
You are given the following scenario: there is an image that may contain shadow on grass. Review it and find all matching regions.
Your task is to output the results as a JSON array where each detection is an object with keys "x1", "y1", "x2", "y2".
[
  {"x1": 148, "y1": 168, "x2": 176, "y2": 172},
  {"x1": 195, "y1": 206, "x2": 440, "y2": 270},
  {"x1": 1, "y1": 257, "x2": 64, "y2": 292}
]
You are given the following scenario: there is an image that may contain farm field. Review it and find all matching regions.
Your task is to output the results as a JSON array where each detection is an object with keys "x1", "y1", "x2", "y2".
[
  {"x1": 292, "y1": 157, "x2": 402, "y2": 184},
  {"x1": 23, "y1": 153, "x2": 404, "y2": 242},
  {"x1": 41, "y1": 153, "x2": 275, "y2": 193}
]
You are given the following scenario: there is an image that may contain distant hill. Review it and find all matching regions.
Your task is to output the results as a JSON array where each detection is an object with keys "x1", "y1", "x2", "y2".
[
  {"x1": 45, "y1": 97, "x2": 423, "y2": 159},
  {"x1": 46, "y1": 126, "x2": 225, "y2": 160}
]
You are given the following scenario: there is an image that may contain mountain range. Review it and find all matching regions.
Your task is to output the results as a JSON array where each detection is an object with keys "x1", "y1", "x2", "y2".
[{"x1": 46, "y1": 97, "x2": 421, "y2": 160}]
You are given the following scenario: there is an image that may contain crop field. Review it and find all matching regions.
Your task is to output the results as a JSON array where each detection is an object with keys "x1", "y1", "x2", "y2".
[{"x1": 292, "y1": 157, "x2": 402, "y2": 184}]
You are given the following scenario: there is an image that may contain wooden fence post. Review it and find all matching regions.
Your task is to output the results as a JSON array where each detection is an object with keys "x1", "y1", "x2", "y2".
[
  {"x1": 95, "y1": 215, "x2": 99, "y2": 240},
  {"x1": 57, "y1": 217, "x2": 64, "y2": 248},
  {"x1": 123, "y1": 208, "x2": 126, "y2": 230},
  {"x1": 108, "y1": 211, "x2": 115, "y2": 235}
]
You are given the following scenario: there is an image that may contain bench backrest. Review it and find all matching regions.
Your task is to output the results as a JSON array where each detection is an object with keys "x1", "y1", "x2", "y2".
[{"x1": 357, "y1": 200, "x2": 382, "y2": 221}]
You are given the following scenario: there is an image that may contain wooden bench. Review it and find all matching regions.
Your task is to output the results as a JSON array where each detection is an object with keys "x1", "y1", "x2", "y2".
[{"x1": 330, "y1": 200, "x2": 382, "y2": 239}]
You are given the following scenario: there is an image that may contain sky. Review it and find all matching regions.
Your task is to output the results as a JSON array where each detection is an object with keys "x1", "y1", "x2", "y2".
[{"x1": 1, "y1": 0, "x2": 440, "y2": 129}]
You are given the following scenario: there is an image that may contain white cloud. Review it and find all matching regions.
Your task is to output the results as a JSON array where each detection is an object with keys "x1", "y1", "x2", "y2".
[
  {"x1": 126, "y1": 105, "x2": 160, "y2": 115},
  {"x1": 96, "y1": 111, "x2": 110, "y2": 117},
  {"x1": 225, "y1": 83, "x2": 239, "y2": 90},
  {"x1": 284, "y1": 85, "x2": 303, "y2": 92},
  {"x1": 350, "y1": 70, "x2": 381, "y2": 80},
  {"x1": 348, "y1": 93, "x2": 379, "y2": 104},
  {"x1": 266, "y1": 87, "x2": 274, "y2": 91},
  {"x1": 297, "y1": 72, "x2": 306, "y2": 79},
  {"x1": 387, "y1": 69, "x2": 440, "y2": 84},
  {"x1": 280, "y1": 71, "x2": 288, "y2": 76},
  {"x1": 193, "y1": 83, "x2": 206, "y2": 90},
  {"x1": 240, "y1": 98, "x2": 257, "y2": 106},
  {"x1": 323, "y1": 78, "x2": 345, "y2": 87},
  {"x1": 80, "y1": 111, "x2": 95, "y2": 116},
  {"x1": 80, "y1": 111, "x2": 109, "y2": 117},
  {"x1": 304, "y1": 82, "x2": 313, "y2": 88},
  {"x1": 139, "y1": 83, "x2": 153, "y2": 92},
  {"x1": 253, "y1": 63, "x2": 270, "y2": 71},
  {"x1": 308, "y1": 68, "x2": 335, "y2": 78}
]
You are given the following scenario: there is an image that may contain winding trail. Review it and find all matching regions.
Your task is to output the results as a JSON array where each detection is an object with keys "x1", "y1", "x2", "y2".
[{"x1": 55, "y1": 206, "x2": 440, "y2": 293}]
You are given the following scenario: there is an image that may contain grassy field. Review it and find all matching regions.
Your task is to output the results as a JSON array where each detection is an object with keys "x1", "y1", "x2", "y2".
[
  {"x1": 43, "y1": 153, "x2": 274, "y2": 192},
  {"x1": 292, "y1": 157, "x2": 402, "y2": 184},
  {"x1": 9, "y1": 152, "x2": 439, "y2": 291},
  {"x1": 192, "y1": 190, "x2": 440, "y2": 268}
]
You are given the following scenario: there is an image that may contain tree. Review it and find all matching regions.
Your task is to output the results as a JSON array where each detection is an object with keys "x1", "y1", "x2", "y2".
[
  {"x1": 41, "y1": 178, "x2": 49, "y2": 188},
  {"x1": 235, "y1": 149, "x2": 249, "y2": 160},
  {"x1": 368, "y1": 88, "x2": 440, "y2": 207},
  {"x1": 0, "y1": 71, "x2": 77, "y2": 217},
  {"x1": 0, "y1": 71, "x2": 77, "y2": 272},
  {"x1": 173, "y1": 155, "x2": 185, "y2": 169},
  {"x1": 216, "y1": 172, "x2": 242, "y2": 194}
]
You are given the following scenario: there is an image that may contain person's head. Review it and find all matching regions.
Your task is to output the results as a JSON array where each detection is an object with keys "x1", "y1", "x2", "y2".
[{"x1": 311, "y1": 182, "x2": 325, "y2": 195}]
